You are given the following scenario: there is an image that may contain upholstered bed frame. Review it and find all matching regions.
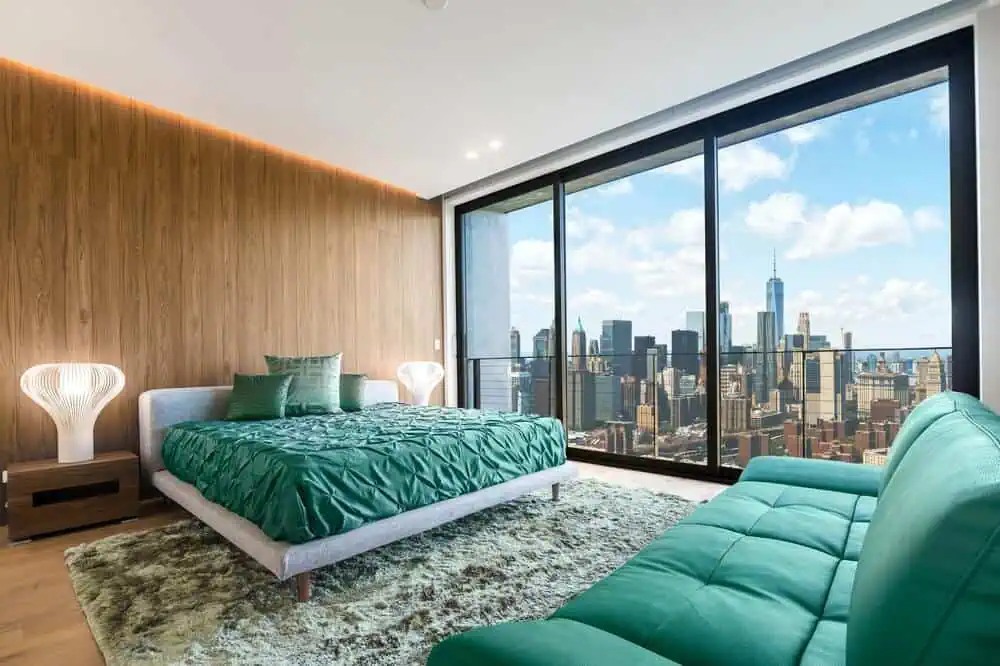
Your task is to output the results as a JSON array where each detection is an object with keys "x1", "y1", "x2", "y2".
[{"x1": 138, "y1": 381, "x2": 577, "y2": 601}]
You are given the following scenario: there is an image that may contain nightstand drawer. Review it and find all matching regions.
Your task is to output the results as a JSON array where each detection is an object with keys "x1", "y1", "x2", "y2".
[{"x1": 5, "y1": 451, "x2": 139, "y2": 540}]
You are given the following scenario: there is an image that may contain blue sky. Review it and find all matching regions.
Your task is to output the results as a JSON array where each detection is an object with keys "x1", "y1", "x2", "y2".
[{"x1": 505, "y1": 82, "x2": 951, "y2": 355}]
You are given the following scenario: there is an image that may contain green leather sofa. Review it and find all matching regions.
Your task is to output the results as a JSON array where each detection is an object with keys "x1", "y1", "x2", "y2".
[{"x1": 428, "y1": 392, "x2": 1000, "y2": 665}]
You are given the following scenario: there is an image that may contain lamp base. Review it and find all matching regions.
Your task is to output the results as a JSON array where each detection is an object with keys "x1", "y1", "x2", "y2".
[{"x1": 57, "y1": 429, "x2": 95, "y2": 464}]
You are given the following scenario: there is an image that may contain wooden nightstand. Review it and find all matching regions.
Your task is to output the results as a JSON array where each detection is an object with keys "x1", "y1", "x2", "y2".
[{"x1": 4, "y1": 451, "x2": 139, "y2": 541}]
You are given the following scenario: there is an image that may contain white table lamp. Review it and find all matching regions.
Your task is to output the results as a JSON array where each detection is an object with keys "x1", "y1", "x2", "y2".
[
  {"x1": 20, "y1": 363, "x2": 125, "y2": 463},
  {"x1": 396, "y1": 361, "x2": 444, "y2": 406}
]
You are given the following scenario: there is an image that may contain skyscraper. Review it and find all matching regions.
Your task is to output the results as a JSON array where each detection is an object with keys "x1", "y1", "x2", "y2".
[
  {"x1": 842, "y1": 330, "x2": 854, "y2": 384},
  {"x1": 621, "y1": 376, "x2": 639, "y2": 421},
  {"x1": 922, "y1": 351, "x2": 946, "y2": 401},
  {"x1": 567, "y1": 370, "x2": 596, "y2": 431},
  {"x1": 571, "y1": 317, "x2": 587, "y2": 371},
  {"x1": 719, "y1": 301, "x2": 733, "y2": 356},
  {"x1": 509, "y1": 327, "x2": 521, "y2": 371},
  {"x1": 633, "y1": 335, "x2": 656, "y2": 379},
  {"x1": 671, "y1": 329, "x2": 699, "y2": 376},
  {"x1": 766, "y1": 251, "x2": 785, "y2": 339},
  {"x1": 654, "y1": 344, "x2": 669, "y2": 373},
  {"x1": 685, "y1": 311, "x2": 706, "y2": 352},
  {"x1": 755, "y1": 311, "x2": 777, "y2": 404},
  {"x1": 463, "y1": 209, "x2": 512, "y2": 411},
  {"x1": 600, "y1": 320, "x2": 633, "y2": 377},
  {"x1": 594, "y1": 373, "x2": 616, "y2": 422},
  {"x1": 797, "y1": 312, "x2": 811, "y2": 349},
  {"x1": 532, "y1": 328, "x2": 549, "y2": 359}
]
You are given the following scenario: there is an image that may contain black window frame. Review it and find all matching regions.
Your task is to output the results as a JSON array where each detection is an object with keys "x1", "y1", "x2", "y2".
[{"x1": 454, "y1": 28, "x2": 978, "y2": 484}]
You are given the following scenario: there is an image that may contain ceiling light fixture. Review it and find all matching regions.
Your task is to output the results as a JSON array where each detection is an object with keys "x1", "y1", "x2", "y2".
[
  {"x1": 465, "y1": 150, "x2": 479, "y2": 160},
  {"x1": 423, "y1": 0, "x2": 449, "y2": 10},
  {"x1": 488, "y1": 139, "x2": 503, "y2": 151}
]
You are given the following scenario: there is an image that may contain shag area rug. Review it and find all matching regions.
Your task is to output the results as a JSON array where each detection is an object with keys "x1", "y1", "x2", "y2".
[{"x1": 65, "y1": 479, "x2": 694, "y2": 665}]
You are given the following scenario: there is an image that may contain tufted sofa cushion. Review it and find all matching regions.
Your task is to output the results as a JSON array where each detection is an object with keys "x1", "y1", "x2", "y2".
[
  {"x1": 430, "y1": 457, "x2": 878, "y2": 666},
  {"x1": 550, "y1": 466, "x2": 874, "y2": 666}
]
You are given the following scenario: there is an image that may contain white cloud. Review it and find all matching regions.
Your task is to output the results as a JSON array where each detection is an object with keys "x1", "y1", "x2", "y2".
[
  {"x1": 661, "y1": 141, "x2": 790, "y2": 192},
  {"x1": 566, "y1": 208, "x2": 623, "y2": 274},
  {"x1": 913, "y1": 206, "x2": 946, "y2": 231},
  {"x1": 629, "y1": 246, "x2": 705, "y2": 298},
  {"x1": 596, "y1": 178, "x2": 634, "y2": 196},
  {"x1": 774, "y1": 277, "x2": 948, "y2": 348},
  {"x1": 569, "y1": 289, "x2": 643, "y2": 317},
  {"x1": 719, "y1": 141, "x2": 790, "y2": 192},
  {"x1": 787, "y1": 200, "x2": 911, "y2": 259},
  {"x1": 930, "y1": 87, "x2": 949, "y2": 134},
  {"x1": 569, "y1": 238, "x2": 627, "y2": 274},
  {"x1": 509, "y1": 239, "x2": 553, "y2": 289},
  {"x1": 745, "y1": 192, "x2": 807, "y2": 237},
  {"x1": 665, "y1": 209, "x2": 704, "y2": 245},
  {"x1": 854, "y1": 131, "x2": 871, "y2": 154},
  {"x1": 743, "y1": 193, "x2": 940, "y2": 258},
  {"x1": 566, "y1": 208, "x2": 614, "y2": 239},
  {"x1": 625, "y1": 208, "x2": 704, "y2": 250},
  {"x1": 908, "y1": 128, "x2": 919, "y2": 140},
  {"x1": 782, "y1": 120, "x2": 828, "y2": 145},
  {"x1": 660, "y1": 155, "x2": 701, "y2": 179}
]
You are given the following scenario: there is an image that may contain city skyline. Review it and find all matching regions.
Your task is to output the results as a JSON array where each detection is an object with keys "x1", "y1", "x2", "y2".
[{"x1": 504, "y1": 82, "x2": 951, "y2": 356}]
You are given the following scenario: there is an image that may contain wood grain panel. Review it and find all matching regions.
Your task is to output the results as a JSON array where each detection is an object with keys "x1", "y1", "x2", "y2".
[{"x1": 0, "y1": 59, "x2": 443, "y2": 519}]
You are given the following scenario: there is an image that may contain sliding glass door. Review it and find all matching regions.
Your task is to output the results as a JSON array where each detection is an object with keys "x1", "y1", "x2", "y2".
[
  {"x1": 456, "y1": 30, "x2": 977, "y2": 482},
  {"x1": 560, "y1": 143, "x2": 709, "y2": 466},
  {"x1": 715, "y1": 71, "x2": 956, "y2": 470},
  {"x1": 459, "y1": 186, "x2": 557, "y2": 417}
]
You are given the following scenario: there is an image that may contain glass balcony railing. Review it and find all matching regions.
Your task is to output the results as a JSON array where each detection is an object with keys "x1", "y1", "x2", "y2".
[{"x1": 465, "y1": 347, "x2": 952, "y2": 470}]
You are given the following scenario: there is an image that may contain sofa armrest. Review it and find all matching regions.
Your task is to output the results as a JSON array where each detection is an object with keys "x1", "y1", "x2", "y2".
[
  {"x1": 427, "y1": 619, "x2": 681, "y2": 666},
  {"x1": 741, "y1": 456, "x2": 882, "y2": 497}
]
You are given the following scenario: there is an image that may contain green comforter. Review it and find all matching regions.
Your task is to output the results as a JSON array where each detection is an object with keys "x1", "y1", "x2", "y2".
[{"x1": 161, "y1": 404, "x2": 566, "y2": 544}]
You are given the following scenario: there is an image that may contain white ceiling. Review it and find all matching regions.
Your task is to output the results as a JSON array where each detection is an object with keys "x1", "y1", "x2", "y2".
[{"x1": 0, "y1": 0, "x2": 951, "y2": 198}]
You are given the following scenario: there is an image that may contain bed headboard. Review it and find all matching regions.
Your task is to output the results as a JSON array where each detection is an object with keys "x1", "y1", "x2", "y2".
[{"x1": 138, "y1": 380, "x2": 400, "y2": 479}]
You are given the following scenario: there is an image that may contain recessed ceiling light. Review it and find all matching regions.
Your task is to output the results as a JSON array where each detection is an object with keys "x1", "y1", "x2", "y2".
[
  {"x1": 465, "y1": 150, "x2": 479, "y2": 160},
  {"x1": 488, "y1": 139, "x2": 503, "y2": 151}
]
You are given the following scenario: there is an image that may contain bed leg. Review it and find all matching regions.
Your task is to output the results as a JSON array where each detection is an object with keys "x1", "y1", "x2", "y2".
[
  {"x1": 552, "y1": 483, "x2": 560, "y2": 501},
  {"x1": 295, "y1": 572, "x2": 311, "y2": 602}
]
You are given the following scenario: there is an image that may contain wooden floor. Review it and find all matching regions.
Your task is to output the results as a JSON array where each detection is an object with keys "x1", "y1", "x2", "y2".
[{"x1": 0, "y1": 467, "x2": 724, "y2": 666}]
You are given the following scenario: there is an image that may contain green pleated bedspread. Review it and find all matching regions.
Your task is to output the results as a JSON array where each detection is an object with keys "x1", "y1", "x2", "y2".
[{"x1": 161, "y1": 404, "x2": 566, "y2": 544}]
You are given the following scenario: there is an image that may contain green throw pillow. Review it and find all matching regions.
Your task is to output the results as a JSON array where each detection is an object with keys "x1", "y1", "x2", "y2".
[
  {"x1": 265, "y1": 353, "x2": 343, "y2": 416},
  {"x1": 340, "y1": 373, "x2": 368, "y2": 411},
  {"x1": 226, "y1": 373, "x2": 293, "y2": 421}
]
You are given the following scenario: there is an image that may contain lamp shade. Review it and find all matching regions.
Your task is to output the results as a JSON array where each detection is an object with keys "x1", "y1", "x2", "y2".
[
  {"x1": 20, "y1": 363, "x2": 125, "y2": 463},
  {"x1": 396, "y1": 362, "x2": 444, "y2": 406}
]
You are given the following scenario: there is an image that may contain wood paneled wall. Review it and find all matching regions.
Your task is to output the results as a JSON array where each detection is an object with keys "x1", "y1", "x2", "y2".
[{"x1": 0, "y1": 60, "x2": 443, "y2": 489}]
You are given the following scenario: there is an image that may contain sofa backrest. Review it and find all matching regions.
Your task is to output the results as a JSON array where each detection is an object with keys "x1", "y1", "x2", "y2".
[
  {"x1": 848, "y1": 393, "x2": 1000, "y2": 666},
  {"x1": 878, "y1": 391, "x2": 988, "y2": 496}
]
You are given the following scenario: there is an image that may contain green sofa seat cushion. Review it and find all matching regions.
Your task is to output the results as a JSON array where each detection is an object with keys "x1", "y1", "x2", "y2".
[
  {"x1": 429, "y1": 618, "x2": 681, "y2": 666},
  {"x1": 548, "y1": 480, "x2": 870, "y2": 666}
]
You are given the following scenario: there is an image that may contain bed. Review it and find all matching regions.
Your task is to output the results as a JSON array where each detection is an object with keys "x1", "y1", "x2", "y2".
[{"x1": 138, "y1": 380, "x2": 577, "y2": 601}]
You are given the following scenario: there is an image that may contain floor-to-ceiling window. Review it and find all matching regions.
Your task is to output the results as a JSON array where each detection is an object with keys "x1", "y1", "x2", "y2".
[
  {"x1": 456, "y1": 30, "x2": 977, "y2": 482},
  {"x1": 561, "y1": 143, "x2": 708, "y2": 465},
  {"x1": 714, "y1": 73, "x2": 955, "y2": 469},
  {"x1": 459, "y1": 187, "x2": 557, "y2": 416}
]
